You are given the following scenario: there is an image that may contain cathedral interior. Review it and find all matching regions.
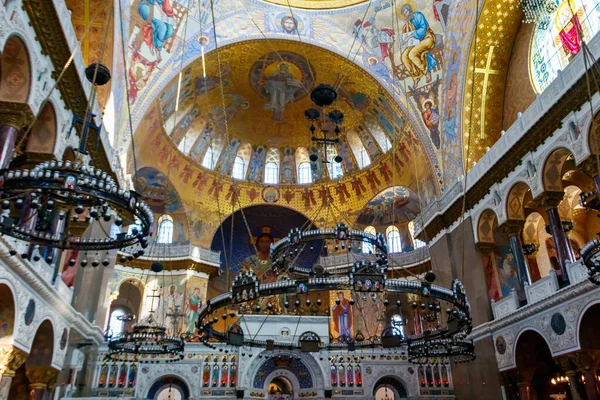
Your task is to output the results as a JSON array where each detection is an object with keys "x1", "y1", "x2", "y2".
[{"x1": 1, "y1": 0, "x2": 600, "y2": 398}]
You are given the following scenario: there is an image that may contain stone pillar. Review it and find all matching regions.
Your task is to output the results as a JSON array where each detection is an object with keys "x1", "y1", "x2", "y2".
[
  {"x1": 25, "y1": 366, "x2": 59, "y2": 400},
  {"x1": 568, "y1": 352, "x2": 599, "y2": 400},
  {"x1": 535, "y1": 191, "x2": 573, "y2": 284},
  {"x1": 499, "y1": 220, "x2": 531, "y2": 289},
  {"x1": 556, "y1": 355, "x2": 585, "y2": 400},
  {"x1": 516, "y1": 370, "x2": 534, "y2": 400},
  {"x1": 0, "y1": 346, "x2": 28, "y2": 400},
  {"x1": 0, "y1": 103, "x2": 33, "y2": 169}
]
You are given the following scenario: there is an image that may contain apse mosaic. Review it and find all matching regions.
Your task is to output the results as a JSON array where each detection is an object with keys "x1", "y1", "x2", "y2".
[
  {"x1": 356, "y1": 186, "x2": 421, "y2": 227},
  {"x1": 209, "y1": 205, "x2": 321, "y2": 297}
]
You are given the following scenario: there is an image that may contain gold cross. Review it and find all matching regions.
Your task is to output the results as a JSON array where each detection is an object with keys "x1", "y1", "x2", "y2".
[
  {"x1": 474, "y1": 46, "x2": 500, "y2": 139},
  {"x1": 71, "y1": 0, "x2": 103, "y2": 65}
]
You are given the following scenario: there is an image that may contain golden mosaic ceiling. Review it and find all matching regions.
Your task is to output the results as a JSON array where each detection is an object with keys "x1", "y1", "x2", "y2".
[
  {"x1": 158, "y1": 39, "x2": 409, "y2": 160},
  {"x1": 461, "y1": 0, "x2": 523, "y2": 165}
]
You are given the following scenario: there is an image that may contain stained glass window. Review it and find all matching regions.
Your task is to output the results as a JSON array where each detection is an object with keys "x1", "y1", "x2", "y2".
[{"x1": 530, "y1": 0, "x2": 600, "y2": 93}]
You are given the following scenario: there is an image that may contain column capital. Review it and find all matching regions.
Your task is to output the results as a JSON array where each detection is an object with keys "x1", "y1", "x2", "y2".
[
  {"x1": 0, "y1": 346, "x2": 28, "y2": 377},
  {"x1": 499, "y1": 219, "x2": 525, "y2": 236},
  {"x1": 567, "y1": 351, "x2": 599, "y2": 371},
  {"x1": 476, "y1": 242, "x2": 495, "y2": 253},
  {"x1": 25, "y1": 366, "x2": 60, "y2": 390},
  {"x1": 0, "y1": 101, "x2": 34, "y2": 130},
  {"x1": 534, "y1": 191, "x2": 564, "y2": 210},
  {"x1": 578, "y1": 156, "x2": 600, "y2": 177}
]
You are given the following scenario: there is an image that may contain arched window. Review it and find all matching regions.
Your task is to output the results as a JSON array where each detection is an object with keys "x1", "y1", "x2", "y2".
[
  {"x1": 326, "y1": 145, "x2": 344, "y2": 179},
  {"x1": 347, "y1": 130, "x2": 371, "y2": 169},
  {"x1": 298, "y1": 162, "x2": 312, "y2": 184},
  {"x1": 391, "y1": 314, "x2": 404, "y2": 336},
  {"x1": 232, "y1": 156, "x2": 245, "y2": 180},
  {"x1": 264, "y1": 148, "x2": 280, "y2": 184},
  {"x1": 202, "y1": 146, "x2": 216, "y2": 169},
  {"x1": 408, "y1": 221, "x2": 426, "y2": 249},
  {"x1": 530, "y1": 0, "x2": 600, "y2": 93},
  {"x1": 264, "y1": 162, "x2": 279, "y2": 184},
  {"x1": 156, "y1": 215, "x2": 174, "y2": 244},
  {"x1": 365, "y1": 115, "x2": 392, "y2": 152},
  {"x1": 108, "y1": 308, "x2": 125, "y2": 336},
  {"x1": 386, "y1": 226, "x2": 401, "y2": 253},
  {"x1": 363, "y1": 226, "x2": 376, "y2": 253}
]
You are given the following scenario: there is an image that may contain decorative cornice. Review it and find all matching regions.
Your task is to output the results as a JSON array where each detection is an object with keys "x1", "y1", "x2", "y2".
[
  {"x1": 20, "y1": 0, "x2": 115, "y2": 181},
  {"x1": 0, "y1": 236, "x2": 105, "y2": 344},
  {"x1": 119, "y1": 256, "x2": 219, "y2": 277},
  {"x1": 421, "y1": 58, "x2": 600, "y2": 240},
  {"x1": 469, "y1": 280, "x2": 597, "y2": 341}
]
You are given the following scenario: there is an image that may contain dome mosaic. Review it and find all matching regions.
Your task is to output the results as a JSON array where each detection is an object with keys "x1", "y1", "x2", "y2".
[{"x1": 157, "y1": 40, "x2": 411, "y2": 186}]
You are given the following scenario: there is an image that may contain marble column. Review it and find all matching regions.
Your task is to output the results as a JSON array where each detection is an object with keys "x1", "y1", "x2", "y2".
[
  {"x1": 0, "y1": 346, "x2": 28, "y2": 400},
  {"x1": 499, "y1": 220, "x2": 531, "y2": 290},
  {"x1": 535, "y1": 191, "x2": 573, "y2": 284},
  {"x1": 25, "y1": 366, "x2": 59, "y2": 400},
  {"x1": 568, "y1": 352, "x2": 599, "y2": 400},
  {"x1": 583, "y1": 369, "x2": 598, "y2": 400},
  {"x1": 514, "y1": 369, "x2": 534, "y2": 400},
  {"x1": 0, "y1": 104, "x2": 33, "y2": 169}
]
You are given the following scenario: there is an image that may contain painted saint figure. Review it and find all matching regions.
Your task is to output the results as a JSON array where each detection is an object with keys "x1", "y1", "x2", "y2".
[
  {"x1": 185, "y1": 287, "x2": 202, "y2": 335},
  {"x1": 332, "y1": 291, "x2": 353, "y2": 340},
  {"x1": 281, "y1": 16, "x2": 299, "y2": 34},
  {"x1": 399, "y1": 3, "x2": 438, "y2": 89},
  {"x1": 138, "y1": 0, "x2": 176, "y2": 58},
  {"x1": 421, "y1": 100, "x2": 441, "y2": 149},
  {"x1": 263, "y1": 63, "x2": 302, "y2": 121}
]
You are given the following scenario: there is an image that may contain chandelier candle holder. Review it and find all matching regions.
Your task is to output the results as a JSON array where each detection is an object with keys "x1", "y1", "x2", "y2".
[
  {"x1": 518, "y1": 0, "x2": 559, "y2": 29},
  {"x1": 106, "y1": 313, "x2": 185, "y2": 363},
  {"x1": 0, "y1": 160, "x2": 153, "y2": 254},
  {"x1": 197, "y1": 224, "x2": 475, "y2": 364},
  {"x1": 305, "y1": 84, "x2": 345, "y2": 164},
  {"x1": 579, "y1": 238, "x2": 600, "y2": 284}
]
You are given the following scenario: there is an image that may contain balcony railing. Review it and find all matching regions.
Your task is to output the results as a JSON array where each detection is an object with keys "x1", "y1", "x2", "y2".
[
  {"x1": 318, "y1": 246, "x2": 430, "y2": 270},
  {"x1": 490, "y1": 260, "x2": 590, "y2": 320},
  {"x1": 126, "y1": 243, "x2": 221, "y2": 266}
]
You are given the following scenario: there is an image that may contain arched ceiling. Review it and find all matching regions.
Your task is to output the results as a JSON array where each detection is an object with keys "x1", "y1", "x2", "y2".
[
  {"x1": 157, "y1": 39, "x2": 409, "y2": 179},
  {"x1": 115, "y1": 0, "x2": 450, "y2": 185}
]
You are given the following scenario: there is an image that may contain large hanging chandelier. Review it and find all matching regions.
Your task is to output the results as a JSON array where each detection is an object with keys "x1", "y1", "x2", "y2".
[
  {"x1": 106, "y1": 312, "x2": 185, "y2": 363},
  {"x1": 0, "y1": 160, "x2": 153, "y2": 253},
  {"x1": 518, "y1": 0, "x2": 559, "y2": 29},
  {"x1": 580, "y1": 238, "x2": 600, "y2": 284},
  {"x1": 0, "y1": 62, "x2": 152, "y2": 259},
  {"x1": 197, "y1": 223, "x2": 475, "y2": 364}
]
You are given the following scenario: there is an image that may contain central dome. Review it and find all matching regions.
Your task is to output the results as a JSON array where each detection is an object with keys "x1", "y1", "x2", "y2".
[{"x1": 158, "y1": 40, "x2": 408, "y2": 185}]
